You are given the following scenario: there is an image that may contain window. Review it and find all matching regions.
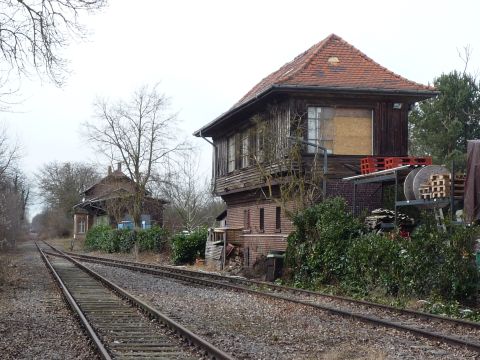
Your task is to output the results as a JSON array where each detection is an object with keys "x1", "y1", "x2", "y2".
[
  {"x1": 78, "y1": 219, "x2": 86, "y2": 234},
  {"x1": 256, "y1": 127, "x2": 265, "y2": 163},
  {"x1": 227, "y1": 135, "x2": 236, "y2": 172},
  {"x1": 241, "y1": 130, "x2": 249, "y2": 168},
  {"x1": 259, "y1": 208, "x2": 264, "y2": 233},
  {"x1": 307, "y1": 107, "x2": 335, "y2": 153},
  {"x1": 307, "y1": 107, "x2": 373, "y2": 155},
  {"x1": 275, "y1": 206, "x2": 281, "y2": 232},
  {"x1": 243, "y1": 209, "x2": 250, "y2": 230}
]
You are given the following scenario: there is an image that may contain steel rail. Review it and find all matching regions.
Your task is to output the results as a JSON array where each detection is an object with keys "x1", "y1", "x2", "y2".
[
  {"x1": 43, "y1": 244, "x2": 480, "y2": 353},
  {"x1": 41, "y1": 244, "x2": 233, "y2": 360},
  {"x1": 56, "y1": 245, "x2": 480, "y2": 330},
  {"x1": 35, "y1": 243, "x2": 112, "y2": 360}
]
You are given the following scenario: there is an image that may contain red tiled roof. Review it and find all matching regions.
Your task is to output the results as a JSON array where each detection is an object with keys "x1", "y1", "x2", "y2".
[{"x1": 235, "y1": 33, "x2": 435, "y2": 107}]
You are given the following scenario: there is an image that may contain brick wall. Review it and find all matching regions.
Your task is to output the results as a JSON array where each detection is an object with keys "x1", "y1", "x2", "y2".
[{"x1": 327, "y1": 180, "x2": 383, "y2": 213}]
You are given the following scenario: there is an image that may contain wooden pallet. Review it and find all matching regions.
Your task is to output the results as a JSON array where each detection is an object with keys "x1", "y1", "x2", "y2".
[{"x1": 420, "y1": 173, "x2": 465, "y2": 199}]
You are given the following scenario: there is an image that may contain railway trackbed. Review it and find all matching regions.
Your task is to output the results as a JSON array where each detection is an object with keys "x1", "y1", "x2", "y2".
[
  {"x1": 43, "y1": 242, "x2": 480, "y2": 354},
  {"x1": 36, "y1": 242, "x2": 233, "y2": 360}
]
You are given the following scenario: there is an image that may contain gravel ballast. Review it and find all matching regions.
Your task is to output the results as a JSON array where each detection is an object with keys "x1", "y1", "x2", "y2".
[
  {"x1": 0, "y1": 241, "x2": 98, "y2": 360},
  {"x1": 84, "y1": 261, "x2": 479, "y2": 359}
]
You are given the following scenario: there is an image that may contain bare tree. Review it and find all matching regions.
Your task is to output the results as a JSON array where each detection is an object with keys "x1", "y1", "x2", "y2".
[
  {"x1": 36, "y1": 161, "x2": 99, "y2": 237},
  {"x1": 0, "y1": 123, "x2": 20, "y2": 177},
  {"x1": 158, "y1": 153, "x2": 215, "y2": 232},
  {"x1": 85, "y1": 84, "x2": 187, "y2": 228},
  {"x1": 0, "y1": 0, "x2": 107, "y2": 85},
  {"x1": 37, "y1": 161, "x2": 99, "y2": 214},
  {"x1": 251, "y1": 109, "x2": 325, "y2": 217}
]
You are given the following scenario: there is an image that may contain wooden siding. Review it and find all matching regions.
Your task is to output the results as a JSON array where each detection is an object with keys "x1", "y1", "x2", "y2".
[
  {"x1": 212, "y1": 95, "x2": 409, "y2": 195},
  {"x1": 374, "y1": 102, "x2": 408, "y2": 156}
]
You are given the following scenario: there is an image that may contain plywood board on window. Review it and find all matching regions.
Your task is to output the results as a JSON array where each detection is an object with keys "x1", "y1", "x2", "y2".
[{"x1": 333, "y1": 109, "x2": 372, "y2": 155}]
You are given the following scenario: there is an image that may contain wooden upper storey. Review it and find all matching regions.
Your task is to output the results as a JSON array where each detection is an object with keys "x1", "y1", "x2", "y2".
[{"x1": 194, "y1": 34, "x2": 437, "y2": 196}]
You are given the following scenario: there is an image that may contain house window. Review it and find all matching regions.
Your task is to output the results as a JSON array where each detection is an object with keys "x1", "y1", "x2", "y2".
[
  {"x1": 78, "y1": 219, "x2": 86, "y2": 234},
  {"x1": 256, "y1": 127, "x2": 265, "y2": 163},
  {"x1": 241, "y1": 130, "x2": 249, "y2": 168},
  {"x1": 243, "y1": 209, "x2": 250, "y2": 230},
  {"x1": 227, "y1": 135, "x2": 236, "y2": 172},
  {"x1": 259, "y1": 208, "x2": 264, "y2": 233},
  {"x1": 275, "y1": 206, "x2": 281, "y2": 232},
  {"x1": 307, "y1": 107, "x2": 373, "y2": 155},
  {"x1": 307, "y1": 107, "x2": 335, "y2": 153}
]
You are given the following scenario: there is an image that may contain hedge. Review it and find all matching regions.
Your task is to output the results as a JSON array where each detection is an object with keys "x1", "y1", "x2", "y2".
[
  {"x1": 286, "y1": 197, "x2": 479, "y2": 302},
  {"x1": 84, "y1": 225, "x2": 169, "y2": 253},
  {"x1": 171, "y1": 228, "x2": 208, "y2": 265}
]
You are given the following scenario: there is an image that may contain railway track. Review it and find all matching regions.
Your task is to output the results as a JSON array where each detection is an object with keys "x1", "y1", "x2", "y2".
[
  {"x1": 43, "y1": 242, "x2": 480, "y2": 354},
  {"x1": 36, "y1": 242, "x2": 233, "y2": 360}
]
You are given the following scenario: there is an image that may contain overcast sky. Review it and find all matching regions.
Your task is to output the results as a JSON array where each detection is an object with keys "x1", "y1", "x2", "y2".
[{"x1": 2, "y1": 0, "x2": 480, "y2": 216}]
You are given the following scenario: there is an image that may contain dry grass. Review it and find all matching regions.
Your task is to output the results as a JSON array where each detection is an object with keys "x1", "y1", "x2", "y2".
[
  {"x1": 43, "y1": 237, "x2": 173, "y2": 265},
  {"x1": 321, "y1": 346, "x2": 387, "y2": 360}
]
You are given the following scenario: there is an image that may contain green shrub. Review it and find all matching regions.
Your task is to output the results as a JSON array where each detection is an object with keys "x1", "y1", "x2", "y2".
[
  {"x1": 85, "y1": 225, "x2": 170, "y2": 254},
  {"x1": 286, "y1": 197, "x2": 364, "y2": 287},
  {"x1": 343, "y1": 233, "x2": 405, "y2": 296},
  {"x1": 285, "y1": 198, "x2": 479, "y2": 303},
  {"x1": 171, "y1": 228, "x2": 208, "y2": 265},
  {"x1": 84, "y1": 225, "x2": 112, "y2": 251},
  {"x1": 137, "y1": 226, "x2": 169, "y2": 252}
]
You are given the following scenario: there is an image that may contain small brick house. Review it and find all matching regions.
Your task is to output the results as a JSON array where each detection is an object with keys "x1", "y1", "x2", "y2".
[
  {"x1": 73, "y1": 163, "x2": 167, "y2": 240},
  {"x1": 194, "y1": 34, "x2": 437, "y2": 266}
]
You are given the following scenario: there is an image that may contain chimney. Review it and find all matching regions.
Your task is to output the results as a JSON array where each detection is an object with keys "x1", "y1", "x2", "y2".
[
  {"x1": 108, "y1": 166, "x2": 112, "y2": 175},
  {"x1": 117, "y1": 162, "x2": 122, "y2": 172}
]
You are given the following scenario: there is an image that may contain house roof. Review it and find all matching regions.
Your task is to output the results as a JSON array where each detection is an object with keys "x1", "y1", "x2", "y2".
[{"x1": 194, "y1": 34, "x2": 438, "y2": 137}]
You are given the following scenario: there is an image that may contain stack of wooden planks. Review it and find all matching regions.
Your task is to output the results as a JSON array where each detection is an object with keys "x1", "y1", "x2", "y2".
[{"x1": 419, "y1": 174, "x2": 465, "y2": 199}]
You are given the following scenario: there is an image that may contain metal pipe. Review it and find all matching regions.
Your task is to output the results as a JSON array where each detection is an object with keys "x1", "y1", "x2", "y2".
[{"x1": 198, "y1": 130, "x2": 217, "y2": 188}]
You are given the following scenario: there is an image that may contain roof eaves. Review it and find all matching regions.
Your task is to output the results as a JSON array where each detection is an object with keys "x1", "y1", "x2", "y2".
[
  {"x1": 193, "y1": 83, "x2": 438, "y2": 137},
  {"x1": 193, "y1": 85, "x2": 277, "y2": 137}
]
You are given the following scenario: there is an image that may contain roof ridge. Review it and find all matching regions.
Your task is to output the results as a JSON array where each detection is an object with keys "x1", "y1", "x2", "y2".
[{"x1": 280, "y1": 33, "x2": 337, "y2": 83}]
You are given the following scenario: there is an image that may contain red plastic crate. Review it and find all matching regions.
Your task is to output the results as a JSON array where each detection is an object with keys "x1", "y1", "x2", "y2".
[
  {"x1": 360, "y1": 157, "x2": 386, "y2": 174},
  {"x1": 384, "y1": 157, "x2": 432, "y2": 169}
]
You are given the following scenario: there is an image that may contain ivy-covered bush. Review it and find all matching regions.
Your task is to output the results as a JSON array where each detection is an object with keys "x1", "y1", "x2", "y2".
[
  {"x1": 286, "y1": 197, "x2": 479, "y2": 302},
  {"x1": 84, "y1": 225, "x2": 170, "y2": 254},
  {"x1": 286, "y1": 197, "x2": 364, "y2": 287},
  {"x1": 171, "y1": 227, "x2": 208, "y2": 265}
]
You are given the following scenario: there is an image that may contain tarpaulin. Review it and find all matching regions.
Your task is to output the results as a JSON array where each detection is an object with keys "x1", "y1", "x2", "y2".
[{"x1": 464, "y1": 140, "x2": 480, "y2": 223}]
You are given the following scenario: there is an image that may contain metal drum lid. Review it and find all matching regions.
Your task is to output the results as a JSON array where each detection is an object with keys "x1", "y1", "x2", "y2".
[{"x1": 404, "y1": 167, "x2": 422, "y2": 201}]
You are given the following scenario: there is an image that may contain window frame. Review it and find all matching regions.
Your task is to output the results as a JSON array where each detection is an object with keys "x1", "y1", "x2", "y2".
[
  {"x1": 306, "y1": 106, "x2": 373, "y2": 155},
  {"x1": 275, "y1": 206, "x2": 281, "y2": 233},
  {"x1": 240, "y1": 129, "x2": 250, "y2": 168},
  {"x1": 227, "y1": 135, "x2": 236, "y2": 172},
  {"x1": 259, "y1": 207, "x2": 265, "y2": 233}
]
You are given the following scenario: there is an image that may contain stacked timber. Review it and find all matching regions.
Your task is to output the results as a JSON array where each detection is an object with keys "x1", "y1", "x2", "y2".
[
  {"x1": 365, "y1": 208, "x2": 414, "y2": 231},
  {"x1": 419, "y1": 174, "x2": 465, "y2": 199}
]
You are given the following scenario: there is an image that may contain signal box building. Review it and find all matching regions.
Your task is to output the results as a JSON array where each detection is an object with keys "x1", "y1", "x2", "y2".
[{"x1": 194, "y1": 34, "x2": 437, "y2": 266}]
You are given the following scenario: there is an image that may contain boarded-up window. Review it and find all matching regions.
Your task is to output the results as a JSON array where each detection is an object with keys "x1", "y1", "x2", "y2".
[
  {"x1": 227, "y1": 135, "x2": 236, "y2": 172},
  {"x1": 307, "y1": 107, "x2": 373, "y2": 155}
]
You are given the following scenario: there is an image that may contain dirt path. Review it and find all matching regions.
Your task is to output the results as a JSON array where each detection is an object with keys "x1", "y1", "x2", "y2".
[{"x1": 0, "y1": 240, "x2": 97, "y2": 359}]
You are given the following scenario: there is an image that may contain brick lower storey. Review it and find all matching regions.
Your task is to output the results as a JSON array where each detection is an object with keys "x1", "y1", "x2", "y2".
[{"x1": 222, "y1": 180, "x2": 383, "y2": 267}]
